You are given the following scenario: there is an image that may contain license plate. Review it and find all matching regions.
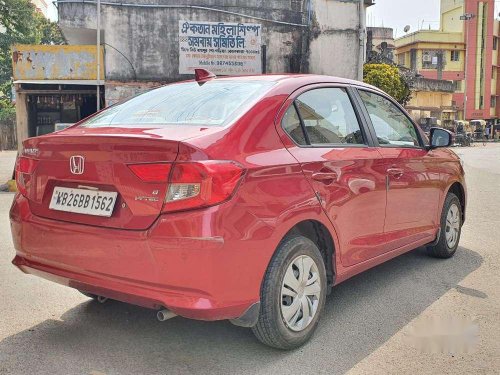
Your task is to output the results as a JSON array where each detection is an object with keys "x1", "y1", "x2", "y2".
[{"x1": 49, "y1": 187, "x2": 118, "y2": 217}]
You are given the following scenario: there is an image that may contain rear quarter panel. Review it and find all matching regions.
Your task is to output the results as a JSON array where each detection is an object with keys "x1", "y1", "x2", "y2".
[{"x1": 181, "y1": 84, "x2": 340, "y2": 299}]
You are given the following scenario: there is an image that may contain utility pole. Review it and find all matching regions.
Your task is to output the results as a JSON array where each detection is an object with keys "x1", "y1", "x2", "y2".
[
  {"x1": 96, "y1": 0, "x2": 101, "y2": 111},
  {"x1": 358, "y1": 0, "x2": 366, "y2": 81},
  {"x1": 460, "y1": 13, "x2": 475, "y2": 121}
]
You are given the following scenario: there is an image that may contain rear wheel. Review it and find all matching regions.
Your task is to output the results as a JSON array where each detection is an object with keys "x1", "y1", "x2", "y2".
[
  {"x1": 252, "y1": 236, "x2": 327, "y2": 350},
  {"x1": 427, "y1": 193, "x2": 462, "y2": 258}
]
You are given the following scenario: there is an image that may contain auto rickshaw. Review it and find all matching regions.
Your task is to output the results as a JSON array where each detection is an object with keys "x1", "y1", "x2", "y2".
[
  {"x1": 419, "y1": 117, "x2": 439, "y2": 137},
  {"x1": 454, "y1": 120, "x2": 472, "y2": 147},
  {"x1": 470, "y1": 119, "x2": 486, "y2": 144}
]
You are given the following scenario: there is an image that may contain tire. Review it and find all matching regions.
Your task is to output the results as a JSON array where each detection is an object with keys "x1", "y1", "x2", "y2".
[
  {"x1": 252, "y1": 235, "x2": 327, "y2": 350},
  {"x1": 427, "y1": 193, "x2": 462, "y2": 259}
]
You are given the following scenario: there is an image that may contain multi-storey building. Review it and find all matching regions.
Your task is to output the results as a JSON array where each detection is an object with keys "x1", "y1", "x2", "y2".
[
  {"x1": 31, "y1": 0, "x2": 51, "y2": 18},
  {"x1": 395, "y1": 0, "x2": 498, "y2": 123}
]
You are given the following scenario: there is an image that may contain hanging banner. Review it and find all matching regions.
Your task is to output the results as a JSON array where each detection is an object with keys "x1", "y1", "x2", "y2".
[{"x1": 179, "y1": 20, "x2": 262, "y2": 75}]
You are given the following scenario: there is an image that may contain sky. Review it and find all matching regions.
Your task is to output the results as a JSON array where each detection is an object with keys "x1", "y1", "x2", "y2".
[
  {"x1": 47, "y1": 2, "x2": 58, "y2": 21},
  {"x1": 367, "y1": 0, "x2": 500, "y2": 38}
]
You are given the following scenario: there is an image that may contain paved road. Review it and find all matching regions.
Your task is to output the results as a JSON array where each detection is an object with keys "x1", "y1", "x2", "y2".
[{"x1": 0, "y1": 145, "x2": 499, "y2": 375}]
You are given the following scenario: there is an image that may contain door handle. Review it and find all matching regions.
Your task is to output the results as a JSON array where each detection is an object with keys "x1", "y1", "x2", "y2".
[
  {"x1": 387, "y1": 168, "x2": 404, "y2": 179},
  {"x1": 311, "y1": 172, "x2": 338, "y2": 184}
]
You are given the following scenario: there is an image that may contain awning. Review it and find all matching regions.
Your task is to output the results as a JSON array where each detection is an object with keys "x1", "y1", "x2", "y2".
[{"x1": 14, "y1": 80, "x2": 103, "y2": 85}]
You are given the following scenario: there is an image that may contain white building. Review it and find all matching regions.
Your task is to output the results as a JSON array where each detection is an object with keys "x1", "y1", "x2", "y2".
[{"x1": 31, "y1": 0, "x2": 51, "y2": 18}]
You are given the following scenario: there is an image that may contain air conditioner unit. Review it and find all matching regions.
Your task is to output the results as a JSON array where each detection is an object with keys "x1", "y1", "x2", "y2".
[{"x1": 422, "y1": 54, "x2": 432, "y2": 62}]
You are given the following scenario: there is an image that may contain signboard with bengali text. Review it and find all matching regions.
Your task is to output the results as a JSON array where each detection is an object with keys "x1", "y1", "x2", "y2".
[{"x1": 179, "y1": 20, "x2": 262, "y2": 75}]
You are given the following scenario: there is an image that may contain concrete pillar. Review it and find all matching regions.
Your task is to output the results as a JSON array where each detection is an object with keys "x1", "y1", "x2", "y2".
[{"x1": 15, "y1": 90, "x2": 28, "y2": 151}]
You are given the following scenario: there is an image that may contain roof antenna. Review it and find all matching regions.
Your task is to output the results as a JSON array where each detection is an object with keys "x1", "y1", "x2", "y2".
[{"x1": 195, "y1": 69, "x2": 216, "y2": 84}]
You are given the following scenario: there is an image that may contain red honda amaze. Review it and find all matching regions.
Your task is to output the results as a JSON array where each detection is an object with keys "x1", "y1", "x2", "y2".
[{"x1": 10, "y1": 73, "x2": 466, "y2": 349}]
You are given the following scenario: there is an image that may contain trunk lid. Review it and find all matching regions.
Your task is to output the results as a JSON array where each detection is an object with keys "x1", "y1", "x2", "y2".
[{"x1": 22, "y1": 126, "x2": 218, "y2": 230}]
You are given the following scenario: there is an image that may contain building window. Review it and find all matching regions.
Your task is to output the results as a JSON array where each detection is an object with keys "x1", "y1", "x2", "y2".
[
  {"x1": 454, "y1": 80, "x2": 463, "y2": 91},
  {"x1": 398, "y1": 54, "x2": 405, "y2": 66},
  {"x1": 492, "y1": 96, "x2": 497, "y2": 109},
  {"x1": 450, "y1": 50, "x2": 460, "y2": 62},
  {"x1": 494, "y1": 36, "x2": 498, "y2": 50},
  {"x1": 422, "y1": 50, "x2": 444, "y2": 69}
]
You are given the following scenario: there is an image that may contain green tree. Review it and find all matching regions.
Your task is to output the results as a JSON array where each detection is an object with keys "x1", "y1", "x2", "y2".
[
  {"x1": 0, "y1": 0, "x2": 65, "y2": 133},
  {"x1": 363, "y1": 63, "x2": 412, "y2": 106},
  {"x1": 0, "y1": 0, "x2": 66, "y2": 98},
  {"x1": 34, "y1": 13, "x2": 67, "y2": 46}
]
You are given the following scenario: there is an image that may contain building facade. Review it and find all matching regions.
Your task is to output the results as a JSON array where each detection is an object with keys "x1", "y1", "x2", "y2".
[
  {"x1": 55, "y1": 0, "x2": 373, "y2": 104},
  {"x1": 405, "y1": 78, "x2": 456, "y2": 128},
  {"x1": 395, "y1": 0, "x2": 498, "y2": 122},
  {"x1": 12, "y1": 45, "x2": 104, "y2": 144},
  {"x1": 366, "y1": 27, "x2": 395, "y2": 62},
  {"x1": 13, "y1": 0, "x2": 374, "y2": 148}
]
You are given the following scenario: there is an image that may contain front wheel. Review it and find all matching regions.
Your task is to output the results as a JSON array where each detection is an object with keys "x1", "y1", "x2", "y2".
[
  {"x1": 252, "y1": 236, "x2": 327, "y2": 350},
  {"x1": 427, "y1": 193, "x2": 462, "y2": 258}
]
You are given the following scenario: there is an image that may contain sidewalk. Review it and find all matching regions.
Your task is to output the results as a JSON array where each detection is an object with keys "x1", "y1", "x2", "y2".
[{"x1": 0, "y1": 151, "x2": 17, "y2": 187}]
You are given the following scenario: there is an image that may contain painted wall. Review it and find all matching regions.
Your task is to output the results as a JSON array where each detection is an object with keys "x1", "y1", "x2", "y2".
[
  {"x1": 308, "y1": 0, "x2": 367, "y2": 80},
  {"x1": 441, "y1": 0, "x2": 465, "y2": 33},
  {"x1": 58, "y1": 0, "x2": 370, "y2": 97}
]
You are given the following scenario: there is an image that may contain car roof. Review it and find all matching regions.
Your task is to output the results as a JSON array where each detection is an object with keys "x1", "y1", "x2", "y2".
[
  {"x1": 205, "y1": 73, "x2": 382, "y2": 93},
  {"x1": 211, "y1": 73, "x2": 367, "y2": 85}
]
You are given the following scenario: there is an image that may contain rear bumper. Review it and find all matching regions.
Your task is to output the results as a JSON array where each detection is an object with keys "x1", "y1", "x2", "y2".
[{"x1": 10, "y1": 193, "x2": 268, "y2": 321}]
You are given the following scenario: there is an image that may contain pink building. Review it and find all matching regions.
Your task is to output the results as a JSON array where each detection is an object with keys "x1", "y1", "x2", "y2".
[{"x1": 396, "y1": 0, "x2": 498, "y2": 122}]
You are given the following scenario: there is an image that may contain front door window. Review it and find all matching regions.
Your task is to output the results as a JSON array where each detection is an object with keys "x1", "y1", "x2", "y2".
[{"x1": 358, "y1": 90, "x2": 420, "y2": 147}]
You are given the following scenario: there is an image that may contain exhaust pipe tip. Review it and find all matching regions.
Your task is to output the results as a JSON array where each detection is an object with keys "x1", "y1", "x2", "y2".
[{"x1": 157, "y1": 309, "x2": 177, "y2": 322}]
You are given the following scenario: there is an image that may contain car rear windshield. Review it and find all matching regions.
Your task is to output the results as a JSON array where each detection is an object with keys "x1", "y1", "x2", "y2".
[{"x1": 79, "y1": 80, "x2": 274, "y2": 128}]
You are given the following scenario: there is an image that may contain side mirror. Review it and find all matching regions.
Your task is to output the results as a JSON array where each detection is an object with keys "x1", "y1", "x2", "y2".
[{"x1": 429, "y1": 127, "x2": 453, "y2": 149}]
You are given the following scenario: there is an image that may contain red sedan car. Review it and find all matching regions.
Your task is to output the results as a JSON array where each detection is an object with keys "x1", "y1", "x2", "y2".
[{"x1": 10, "y1": 72, "x2": 466, "y2": 349}]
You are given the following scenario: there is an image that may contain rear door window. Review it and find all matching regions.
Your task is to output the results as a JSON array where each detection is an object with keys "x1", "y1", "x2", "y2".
[
  {"x1": 283, "y1": 88, "x2": 365, "y2": 146},
  {"x1": 282, "y1": 104, "x2": 307, "y2": 146}
]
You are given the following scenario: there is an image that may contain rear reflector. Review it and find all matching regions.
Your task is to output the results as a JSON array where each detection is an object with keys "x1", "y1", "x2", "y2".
[
  {"x1": 15, "y1": 156, "x2": 39, "y2": 196},
  {"x1": 128, "y1": 163, "x2": 171, "y2": 183},
  {"x1": 16, "y1": 156, "x2": 39, "y2": 175},
  {"x1": 162, "y1": 161, "x2": 244, "y2": 212}
]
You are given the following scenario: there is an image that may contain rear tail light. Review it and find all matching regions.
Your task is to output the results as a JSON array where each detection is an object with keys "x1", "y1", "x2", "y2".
[
  {"x1": 128, "y1": 163, "x2": 171, "y2": 183},
  {"x1": 162, "y1": 161, "x2": 245, "y2": 212},
  {"x1": 15, "y1": 156, "x2": 39, "y2": 196},
  {"x1": 127, "y1": 160, "x2": 244, "y2": 212}
]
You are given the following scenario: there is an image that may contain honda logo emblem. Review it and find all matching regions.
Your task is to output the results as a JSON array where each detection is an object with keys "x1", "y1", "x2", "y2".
[{"x1": 70, "y1": 155, "x2": 85, "y2": 175}]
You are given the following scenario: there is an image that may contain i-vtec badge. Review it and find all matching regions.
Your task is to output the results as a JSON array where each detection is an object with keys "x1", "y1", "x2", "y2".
[
  {"x1": 70, "y1": 155, "x2": 85, "y2": 175},
  {"x1": 135, "y1": 196, "x2": 159, "y2": 202},
  {"x1": 23, "y1": 148, "x2": 39, "y2": 156}
]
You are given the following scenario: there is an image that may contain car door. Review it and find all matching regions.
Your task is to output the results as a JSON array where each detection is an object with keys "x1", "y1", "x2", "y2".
[
  {"x1": 277, "y1": 85, "x2": 388, "y2": 267},
  {"x1": 356, "y1": 89, "x2": 441, "y2": 250}
]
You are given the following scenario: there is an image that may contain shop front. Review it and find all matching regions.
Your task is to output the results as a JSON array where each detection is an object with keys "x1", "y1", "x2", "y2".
[{"x1": 12, "y1": 45, "x2": 104, "y2": 149}]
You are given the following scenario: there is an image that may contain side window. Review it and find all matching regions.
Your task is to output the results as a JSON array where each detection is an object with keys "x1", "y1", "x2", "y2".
[
  {"x1": 282, "y1": 104, "x2": 307, "y2": 145},
  {"x1": 358, "y1": 90, "x2": 420, "y2": 147},
  {"x1": 283, "y1": 88, "x2": 365, "y2": 146}
]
